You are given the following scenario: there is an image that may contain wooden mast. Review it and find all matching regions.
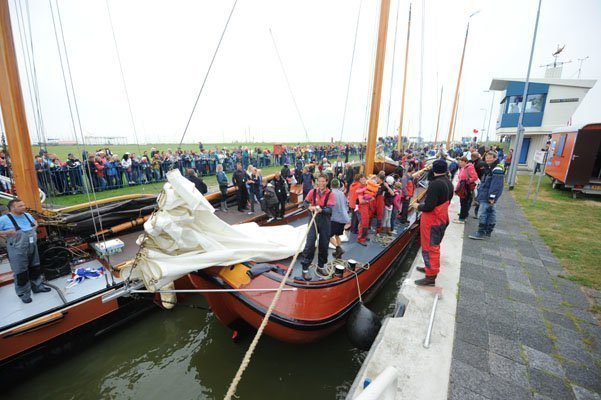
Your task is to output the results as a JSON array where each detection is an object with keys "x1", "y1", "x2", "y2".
[
  {"x1": 396, "y1": 3, "x2": 411, "y2": 153},
  {"x1": 364, "y1": 0, "x2": 392, "y2": 176},
  {"x1": 446, "y1": 21, "x2": 470, "y2": 149},
  {"x1": 433, "y1": 85, "x2": 443, "y2": 145},
  {"x1": 0, "y1": 0, "x2": 42, "y2": 211}
]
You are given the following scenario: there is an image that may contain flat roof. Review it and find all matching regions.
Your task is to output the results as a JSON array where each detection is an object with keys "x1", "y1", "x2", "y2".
[
  {"x1": 490, "y1": 78, "x2": 596, "y2": 91},
  {"x1": 552, "y1": 123, "x2": 601, "y2": 134}
]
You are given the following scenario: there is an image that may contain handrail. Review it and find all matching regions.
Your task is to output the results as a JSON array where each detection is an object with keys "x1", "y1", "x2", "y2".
[
  {"x1": 423, "y1": 293, "x2": 439, "y2": 348},
  {"x1": 354, "y1": 366, "x2": 398, "y2": 400}
]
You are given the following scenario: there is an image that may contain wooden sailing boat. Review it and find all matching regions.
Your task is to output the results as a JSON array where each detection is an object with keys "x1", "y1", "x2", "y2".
[
  {"x1": 181, "y1": 0, "x2": 426, "y2": 344},
  {"x1": 0, "y1": 0, "x2": 158, "y2": 382}
]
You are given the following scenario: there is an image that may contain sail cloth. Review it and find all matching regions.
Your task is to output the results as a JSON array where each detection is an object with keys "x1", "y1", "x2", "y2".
[{"x1": 122, "y1": 169, "x2": 307, "y2": 291}]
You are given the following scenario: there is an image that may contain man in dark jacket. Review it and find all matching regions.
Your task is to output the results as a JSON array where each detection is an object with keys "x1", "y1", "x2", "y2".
[
  {"x1": 273, "y1": 171, "x2": 288, "y2": 218},
  {"x1": 415, "y1": 159, "x2": 453, "y2": 286},
  {"x1": 186, "y1": 168, "x2": 208, "y2": 195},
  {"x1": 470, "y1": 151, "x2": 488, "y2": 218},
  {"x1": 469, "y1": 151, "x2": 504, "y2": 240},
  {"x1": 232, "y1": 163, "x2": 248, "y2": 212}
]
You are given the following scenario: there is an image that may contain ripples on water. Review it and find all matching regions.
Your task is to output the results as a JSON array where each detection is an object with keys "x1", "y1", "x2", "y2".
[{"x1": 8, "y1": 247, "x2": 417, "y2": 400}]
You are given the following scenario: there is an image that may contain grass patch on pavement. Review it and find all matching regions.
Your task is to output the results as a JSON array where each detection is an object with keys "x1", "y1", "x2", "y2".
[{"x1": 512, "y1": 175, "x2": 601, "y2": 290}]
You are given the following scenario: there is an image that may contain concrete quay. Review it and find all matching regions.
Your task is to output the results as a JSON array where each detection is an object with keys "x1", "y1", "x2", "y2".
[{"x1": 348, "y1": 193, "x2": 601, "y2": 400}]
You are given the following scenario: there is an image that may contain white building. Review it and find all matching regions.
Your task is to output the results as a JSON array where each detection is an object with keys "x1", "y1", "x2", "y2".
[{"x1": 489, "y1": 77, "x2": 596, "y2": 170}]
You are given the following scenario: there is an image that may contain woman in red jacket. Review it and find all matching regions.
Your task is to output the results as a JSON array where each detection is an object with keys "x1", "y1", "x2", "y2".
[{"x1": 454, "y1": 156, "x2": 478, "y2": 223}]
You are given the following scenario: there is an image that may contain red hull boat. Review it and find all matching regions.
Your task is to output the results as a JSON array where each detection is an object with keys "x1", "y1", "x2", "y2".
[{"x1": 185, "y1": 188, "x2": 424, "y2": 343}]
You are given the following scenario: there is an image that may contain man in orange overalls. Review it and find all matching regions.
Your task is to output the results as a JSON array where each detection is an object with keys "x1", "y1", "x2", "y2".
[{"x1": 415, "y1": 159, "x2": 453, "y2": 286}]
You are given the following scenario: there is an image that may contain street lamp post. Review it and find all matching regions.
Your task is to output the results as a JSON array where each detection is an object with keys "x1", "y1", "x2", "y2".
[
  {"x1": 507, "y1": 0, "x2": 543, "y2": 189},
  {"x1": 483, "y1": 90, "x2": 496, "y2": 143},
  {"x1": 480, "y1": 108, "x2": 487, "y2": 142}
]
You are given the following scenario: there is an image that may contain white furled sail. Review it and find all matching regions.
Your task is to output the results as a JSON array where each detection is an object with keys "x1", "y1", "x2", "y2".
[{"x1": 122, "y1": 169, "x2": 307, "y2": 291}]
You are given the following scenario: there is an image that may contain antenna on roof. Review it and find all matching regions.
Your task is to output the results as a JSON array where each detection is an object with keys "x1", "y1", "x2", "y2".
[
  {"x1": 576, "y1": 56, "x2": 589, "y2": 79},
  {"x1": 539, "y1": 45, "x2": 571, "y2": 78}
]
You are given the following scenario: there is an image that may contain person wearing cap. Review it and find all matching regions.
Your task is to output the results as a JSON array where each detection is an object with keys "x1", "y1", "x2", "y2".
[
  {"x1": 380, "y1": 175, "x2": 396, "y2": 235},
  {"x1": 414, "y1": 159, "x2": 453, "y2": 286}
]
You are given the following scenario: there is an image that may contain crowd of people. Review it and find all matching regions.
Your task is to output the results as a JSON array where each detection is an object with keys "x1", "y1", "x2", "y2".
[
  {"x1": 215, "y1": 138, "x2": 510, "y2": 284},
  {"x1": 28, "y1": 143, "x2": 366, "y2": 197}
]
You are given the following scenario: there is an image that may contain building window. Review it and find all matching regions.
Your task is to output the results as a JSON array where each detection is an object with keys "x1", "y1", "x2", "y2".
[
  {"x1": 507, "y1": 95, "x2": 523, "y2": 113},
  {"x1": 525, "y1": 94, "x2": 544, "y2": 113},
  {"x1": 557, "y1": 134, "x2": 567, "y2": 157}
]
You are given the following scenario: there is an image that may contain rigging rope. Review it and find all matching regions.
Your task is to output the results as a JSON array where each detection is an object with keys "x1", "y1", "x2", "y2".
[
  {"x1": 104, "y1": 0, "x2": 144, "y2": 160},
  {"x1": 177, "y1": 0, "x2": 239, "y2": 148},
  {"x1": 224, "y1": 211, "x2": 318, "y2": 400},
  {"x1": 362, "y1": 0, "x2": 381, "y2": 143},
  {"x1": 339, "y1": 0, "x2": 363, "y2": 143},
  {"x1": 269, "y1": 28, "x2": 310, "y2": 143},
  {"x1": 50, "y1": 0, "x2": 114, "y2": 281},
  {"x1": 384, "y1": 0, "x2": 400, "y2": 137}
]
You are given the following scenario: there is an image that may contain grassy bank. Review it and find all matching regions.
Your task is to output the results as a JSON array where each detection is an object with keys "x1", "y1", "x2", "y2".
[
  {"x1": 512, "y1": 175, "x2": 601, "y2": 290},
  {"x1": 42, "y1": 154, "x2": 360, "y2": 207},
  {"x1": 43, "y1": 164, "x2": 283, "y2": 207}
]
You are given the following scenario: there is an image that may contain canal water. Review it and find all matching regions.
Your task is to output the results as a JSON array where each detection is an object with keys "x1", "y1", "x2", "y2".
[{"x1": 7, "y1": 247, "x2": 418, "y2": 400}]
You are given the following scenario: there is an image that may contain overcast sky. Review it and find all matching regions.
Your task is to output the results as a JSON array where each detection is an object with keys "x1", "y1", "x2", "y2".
[{"x1": 5, "y1": 0, "x2": 601, "y2": 145}]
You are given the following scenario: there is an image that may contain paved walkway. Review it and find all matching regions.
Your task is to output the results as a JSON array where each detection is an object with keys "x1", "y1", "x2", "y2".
[{"x1": 449, "y1": 193, "x2": 601, "y2": 400}]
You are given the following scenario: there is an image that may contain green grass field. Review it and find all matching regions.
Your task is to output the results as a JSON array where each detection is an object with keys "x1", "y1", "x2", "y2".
[
  {"x1": 43, "y1": 164, "x2": 284, "y2": 207},
  {"x1": 38, "y1": 150, "x2": 360, "y2": 207},
  {"x1": 33, "y1": 142, "x2": 344, "y2": 161},
  {"x1": 512, "y1": 175, "x2": 601, "y2": 291}
]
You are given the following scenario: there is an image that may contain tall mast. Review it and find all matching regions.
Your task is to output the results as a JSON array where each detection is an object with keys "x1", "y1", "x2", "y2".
[
  {"x1": 433, "y1": 85, "x2": 443, "y2": 145},
  {"x1": 446, "y1": 22, "x2": 469, "y2": 149},
  {"x1": 0, "y1": 0, "x2": 42, "y2": 211},
  {"x1": 364, "y1": 0, "x2": 392, "y2": 176},
  {"x1": 418, "y1": 0, "x2": 424, "y2": 143},
  {"x1": 396, "y1": 3, "x2": 411, "y2": 153}
]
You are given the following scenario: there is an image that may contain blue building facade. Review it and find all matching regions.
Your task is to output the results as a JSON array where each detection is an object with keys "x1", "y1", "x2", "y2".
[{"x1": 496, "y1": 81, "x2": 549, "y2": 129}]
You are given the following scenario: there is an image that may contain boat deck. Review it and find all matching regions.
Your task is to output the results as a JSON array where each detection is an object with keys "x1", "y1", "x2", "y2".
[
  {"x1": 0, "y1": 258, "x2": 123, "y2": 331},
  {"x1": 278, "y1": 213, "x2": 416, "y2": 280}
]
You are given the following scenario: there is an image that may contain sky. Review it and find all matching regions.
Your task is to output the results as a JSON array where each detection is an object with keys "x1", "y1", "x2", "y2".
[{"x1": 4, "y1": 0, "x2": 601, "y2": 145}]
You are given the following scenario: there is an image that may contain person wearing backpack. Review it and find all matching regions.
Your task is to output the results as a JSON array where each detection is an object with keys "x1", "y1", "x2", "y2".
[{"x1": 454, "y1": 156, "x2": 478, "y2": 223}]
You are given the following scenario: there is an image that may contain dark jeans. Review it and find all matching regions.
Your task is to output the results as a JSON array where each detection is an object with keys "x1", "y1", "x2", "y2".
[
  {"x1": 399, "y1": 198, "x2": 410, "y2": 223},
  {"x1": 277, "y1": 196, "x2": 287, "y2": 218},
  {"x1": 300, "y1": 215, "x2": 331, "y2": 269},
  {"x1": 236, "y1": 186, "x2": 249, "y2": 211},
  {"x1": 459, "y1": 191, "x2": 472, "y2": 220}
]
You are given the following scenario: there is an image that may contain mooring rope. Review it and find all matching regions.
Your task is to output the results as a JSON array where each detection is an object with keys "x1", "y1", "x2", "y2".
[{"x1": 223, "y1": 211, "x2": 319, "y2": 400}]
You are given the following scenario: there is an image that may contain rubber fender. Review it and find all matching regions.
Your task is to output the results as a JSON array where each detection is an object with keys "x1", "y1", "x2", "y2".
[{"x1": 346, "y1": 302, "x2": 382, "y2": 351}]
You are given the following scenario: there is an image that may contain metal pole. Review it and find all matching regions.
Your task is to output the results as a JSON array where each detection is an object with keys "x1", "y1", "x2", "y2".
[
  {"x1": 507, "y1": 0, "x2": 543, "y2": 190},
  {"x1": 532, "y1": 150, "x2": 548, "y2": 204},
  {"x1": 480, "y1": 108, "x2": 487, "y2": 142},
  {"x1": 423, "y1": 293, "x2": 439, "y2": 348},
  {"x1": 485, "y1": 91, "x2": 495, "y2": 143},
  {"x1": 132, "y1": 288, "x2": 298, "y2": 294}
]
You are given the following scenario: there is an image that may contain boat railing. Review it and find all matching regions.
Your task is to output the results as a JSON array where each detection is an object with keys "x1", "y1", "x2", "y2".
[{"x1": 354, "y1": 366, "x2": 398, "y2": 400}]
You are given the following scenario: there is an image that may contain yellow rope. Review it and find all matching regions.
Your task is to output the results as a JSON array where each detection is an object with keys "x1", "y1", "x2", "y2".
[{"x1": 223, "y1": 211, "x2": 319, "y2": 400}]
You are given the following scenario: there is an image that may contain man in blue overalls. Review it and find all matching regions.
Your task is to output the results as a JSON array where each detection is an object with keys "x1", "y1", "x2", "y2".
[{"x1": 0, "y1": 199, "x2": 49, "y2": 303}]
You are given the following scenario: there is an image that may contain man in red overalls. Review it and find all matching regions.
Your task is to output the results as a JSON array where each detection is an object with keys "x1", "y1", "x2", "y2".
[
  {"x1": 300, "y1": 174, "x2": 336, "y2": 280},
  {"x1": 415, "y1": 159, "x2": 453, "y2": 286}
]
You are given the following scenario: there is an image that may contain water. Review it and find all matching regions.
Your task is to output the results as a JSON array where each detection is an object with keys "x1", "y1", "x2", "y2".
[{"x1": 7, "y1": 247, "x2": 418, "y2": 400}]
